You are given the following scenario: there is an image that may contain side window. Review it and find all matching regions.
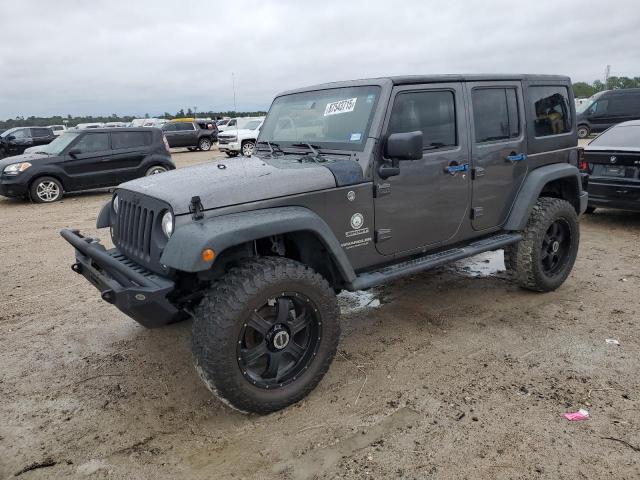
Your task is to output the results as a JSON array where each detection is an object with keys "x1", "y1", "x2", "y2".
[
  {"x1": 177, "y1": 122, "x2": 194, "y2": 131},
  {"x1": 11, "y1": 129, "x2": 28, "y2": 139},
  {"x1": 530, "y1": 86, "x2": 571, "y2": 137},
  {"x1": 163, "y1": 123, "x2": 177, "y2": 132},
  {"x1": 388, "y1": 90, "x2": 456, "y2": 149},
  {"x1": 112, "y1": 131, "x2": 152, "y2": 149},
  {"x1": 32, "y1": 128, "x2": 50, "y2": 137},
  {"x1": 228, "y1": 119, "x2": 237, "y2": 127},
  {"x1": 589, "y1": 99, "x2": 608, "y2": 115},
  {"x1": 74, "y1": 133, "x2": 110, "y2": 153},
  {"x1": 608, "y1": 96, "x2": 630, "y2": 115},
  {"x1": 472, "y1": 88, "x2": 520, "y2": 143}
]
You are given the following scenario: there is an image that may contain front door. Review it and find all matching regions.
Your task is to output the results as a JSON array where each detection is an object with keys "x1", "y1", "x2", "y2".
[
  {"x1": 374, "y1": 83, "x2": 470, "y2": 255},
  {"x1": 61, "y1": 132, "x2": 113, "y2": 190},
  {"x1": 467, "y1": 81, "x2": 527, "y2": 231}
]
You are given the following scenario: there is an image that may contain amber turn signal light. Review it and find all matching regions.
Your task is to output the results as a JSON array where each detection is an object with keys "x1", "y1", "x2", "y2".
[{"x1": 201, "y1": 248, "x2": 215, "y2": 262}]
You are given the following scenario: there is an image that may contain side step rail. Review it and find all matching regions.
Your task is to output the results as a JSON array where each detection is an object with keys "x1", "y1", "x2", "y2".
[{"x1": 349, "y1": 232, "x2": 522, "y2": 291}]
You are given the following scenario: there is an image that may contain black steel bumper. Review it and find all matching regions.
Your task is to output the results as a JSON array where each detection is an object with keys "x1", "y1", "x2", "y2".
[{"x1": 60, "y1": 229, "x2": 187, "y2": 328}]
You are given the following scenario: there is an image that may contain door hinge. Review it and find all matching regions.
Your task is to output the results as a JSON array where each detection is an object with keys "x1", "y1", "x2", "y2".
[
  {"x1": 375, "y1": 229, "x2": 392, "y2": 242},
  {"x1": 374, "y1": 183, "x2": 391, "y2": 198},
  {"x1": 472, "y1": 167, "x2": 485, "y2": 180},
  {"x1": 471, "y1": 207, "x2": 484, "y2": 219}
]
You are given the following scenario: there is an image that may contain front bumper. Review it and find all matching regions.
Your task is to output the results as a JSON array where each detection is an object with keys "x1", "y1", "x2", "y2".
[
  {"x1": 0, "y1": 176, "x2": 29, "y2": 198},
  {"x1": 218, "y1": 141, "x2": 240, "y2": 152},
  {"x1": 60, "y1": 229, "x2": 187, "y2": 328}
]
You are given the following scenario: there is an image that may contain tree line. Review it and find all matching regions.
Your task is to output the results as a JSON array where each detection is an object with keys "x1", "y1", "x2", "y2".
[
  {"x1": 3, "y1": 78, "x2": 640, "y2": 129},
  {"x1": 0, "y1": 109, "x2": 267, "y2": 130},
  {"x1": 572, "y1": 76, "x2": 640, "y2": 98}
]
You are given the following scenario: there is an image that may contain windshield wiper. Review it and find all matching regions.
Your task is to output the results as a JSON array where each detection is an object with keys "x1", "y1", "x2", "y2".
[
  {"x1": 256, "y1": 141, "x2": 285, "y2": 156},
  {"x1": 290, "y1": 143, "x2": 326, "y2": 163}
]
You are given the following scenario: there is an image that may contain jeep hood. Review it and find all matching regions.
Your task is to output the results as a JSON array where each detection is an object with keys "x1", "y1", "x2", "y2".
[{"x1": 119, "y1": 155, "x2": 339, "y2": 215}]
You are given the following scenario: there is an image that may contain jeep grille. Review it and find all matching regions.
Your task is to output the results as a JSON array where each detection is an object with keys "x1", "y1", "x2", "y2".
[{"x1": 116, "y1": 199, "x2": 155, "y2": 262}]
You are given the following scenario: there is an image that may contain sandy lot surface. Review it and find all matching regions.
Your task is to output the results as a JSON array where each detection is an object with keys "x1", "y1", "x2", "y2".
[{"x1": 1, "y1": 146, "x2": 639, "y2": 479}]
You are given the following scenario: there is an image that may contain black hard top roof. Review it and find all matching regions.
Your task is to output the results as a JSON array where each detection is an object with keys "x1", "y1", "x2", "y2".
[{"x1": 279, "y1": 74, "x2": 571, "y2": 96}]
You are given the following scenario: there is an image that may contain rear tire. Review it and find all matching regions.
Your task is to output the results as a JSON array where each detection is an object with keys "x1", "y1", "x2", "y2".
[
  {"x1": 505, "y1": 197, "x2": 579, "y2": 292},
  {"x1": 145, "y1": 165, "x2": 167, "y2": 176},
  {"x1": 198, "y1": 138, "x2": 212, "y2": 151},
  {"x1": 192, "y1": 257, "x2": 340, "y2": 414},
  {"x1": 577, "y1": 125, "x2": 590, "y2": 139},
  {"x1": 30, "y1": 176, "x2": 63, "y2": 203}
]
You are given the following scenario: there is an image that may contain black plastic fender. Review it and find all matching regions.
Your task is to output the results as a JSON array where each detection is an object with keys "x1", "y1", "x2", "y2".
[
  {"x1": 160, "y1": 206, "x2": 357, "y2": 283},
  {"x1": 96, "y1": 201, "x2": 111, "y2": 228},
  {"x1": 504, "y1": 163, "x2": 585, "y2": 231}
]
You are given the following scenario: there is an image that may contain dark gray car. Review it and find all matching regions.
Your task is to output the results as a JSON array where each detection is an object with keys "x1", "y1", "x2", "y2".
[{"x1": 62, "y1": 74, "x2": 587, "y2": 414}]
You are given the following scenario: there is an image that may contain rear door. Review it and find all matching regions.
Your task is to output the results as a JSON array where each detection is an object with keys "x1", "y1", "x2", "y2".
[
  {"x1": 467, "y1": 81, "x2": 526, "y2": 230},
  {"x1": 175, "y1": 122, "x2": 196, "y2": 146},
  {"x1": 110, "y1": 130, "x2": 154, "y2": 184},
  {"x1": 607, "y1": 93, "x2": 640, "y2": 125},
  {"x1": 60, "y1": 132, "x2": 113, "y2": 189}
]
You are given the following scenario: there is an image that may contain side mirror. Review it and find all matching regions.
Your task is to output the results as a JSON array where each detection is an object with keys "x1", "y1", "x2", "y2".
[
  {"x1": 379, "y1": 131, "x2": 423, "y2": 178},
  {"x1": 68, "y1": 148, "x2": 81, "y2": 158},
  {"x1": 6, "y1": 135, "x2": 15, "y2": 141}
]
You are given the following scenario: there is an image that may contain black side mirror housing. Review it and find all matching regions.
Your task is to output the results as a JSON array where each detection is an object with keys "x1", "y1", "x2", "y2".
[
  {"x1": 68, "y1": 148, "x2": 81, "y2": 158},
  {"x1": 386, "y1": 131, "x2": 423, "y2": 160},
  {"x1": 6, "y1": 135, "x2": 15, "y2": 141},
  {"x1": 379, "y1": 131, "x2": 423, "y2": 178}
]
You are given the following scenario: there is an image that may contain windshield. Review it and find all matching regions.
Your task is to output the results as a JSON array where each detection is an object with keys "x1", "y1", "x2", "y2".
[
  {"x1": 33, "y1": 132, "x2": 81, "y2": 155},
  {"x1": 1, "y1": 127, "x2": 19, "y2": 138},
  {"x1": 589, "y1": 124, "x2": 640, "y2": 149},
  {"x1": 244, "y1": 120, "x2": 261, "y2": 130},
  {"x1": 576, "y1": 100, "x2": 592, "y2": 114},
  {"x1": 259, "y1": 85, "x2": 380, "y2": 151}
]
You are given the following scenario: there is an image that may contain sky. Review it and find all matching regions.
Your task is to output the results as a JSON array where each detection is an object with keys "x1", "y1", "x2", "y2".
[{"x1": 1, "y1": 0, "x2": 639, "y2": 119}]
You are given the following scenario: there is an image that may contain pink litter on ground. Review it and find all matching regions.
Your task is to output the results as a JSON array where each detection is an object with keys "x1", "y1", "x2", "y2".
[{"x1": 564, "y1": 409, "x2": 590, "y2": 421}]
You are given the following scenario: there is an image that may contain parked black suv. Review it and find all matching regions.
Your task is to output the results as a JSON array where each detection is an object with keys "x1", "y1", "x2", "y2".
[
  {"x1": 0, "y1": 127, "x2": 56, "y2": 158},
  {"x1": 576, "y1": 88, "x2": 640, "y2": 138},
  {"x1": 162, "y1": 121, "x2": 218, "y2": 151},
  {"x1": 0, "y1": 128, "x2": 174, "y2": 203},
  {"x1": 580, "y1": 120, "x2": 640, "y2": 212},
  {"x1": 62, "y1": 74, "x2": 587, "y2": 413}
]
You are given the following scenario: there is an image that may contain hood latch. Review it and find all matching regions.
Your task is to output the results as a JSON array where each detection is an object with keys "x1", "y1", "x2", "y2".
[{"x1": 189, "y1": 196, "x2": 204, "y2": 220}]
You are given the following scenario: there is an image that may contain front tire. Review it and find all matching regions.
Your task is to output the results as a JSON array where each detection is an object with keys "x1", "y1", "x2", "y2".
[
  {"x1": 241, "y1": 141, "x2": 256, "y2": 156},
  {"x1": 577, "y1": 125, "x2": 590, "y2": 139},
  {"x1": 30, "y1": 176, "x2": 63, "y2": 203},
  {"x1": 505, "y1": 197, "x2": 579, "y2": 292},
  {"x1": 192, "y1": 257, "x2": 340, "y2": 414},
  {"x1": 198, "y1": 138, "x2": 212, "y2": 151}
]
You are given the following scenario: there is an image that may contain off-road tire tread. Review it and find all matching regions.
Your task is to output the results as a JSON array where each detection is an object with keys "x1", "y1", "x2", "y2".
[
  {"x1": 504, "y1": 197, "x2": 579, "y2": 292},
  {"x1": 192, "y1": 257, "x2": 339, "y2": 414}
]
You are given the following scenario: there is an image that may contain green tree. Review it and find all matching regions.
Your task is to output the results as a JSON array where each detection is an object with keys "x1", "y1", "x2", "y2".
[{"x1": 572, "y1": 82, "x2": 595, "y2": 98}]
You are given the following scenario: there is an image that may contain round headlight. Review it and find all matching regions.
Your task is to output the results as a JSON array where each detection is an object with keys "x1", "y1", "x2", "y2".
[
  {"x1": 161, "y1": 211, "x2": 174, "y2": 238},
  {"x1": 112, "y1": 194, "x2": 119, "y2": 213}
]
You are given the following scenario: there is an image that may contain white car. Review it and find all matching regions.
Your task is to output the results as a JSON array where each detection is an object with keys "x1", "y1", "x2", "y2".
[
  {"x1": 217, "y1": 116, "x2": 264, "y2": 132},
  {"x1": 217, "y1": 119, "x2": 263, "y2": 157},
  {"x1": 75, "y1": 122, "x2": 104, "y2": 129},
  {"x1": 48, "y1": 125, "x2": 67, "y2": 136}
]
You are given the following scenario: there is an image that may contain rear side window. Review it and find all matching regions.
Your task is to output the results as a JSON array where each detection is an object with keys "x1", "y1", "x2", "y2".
[
  {"x1": 176, "y1": 122, "x2": 194, "y2": 131},
  {"x1": 31, "y1": 128, "x2": 51, "y2": 137},
  {"x1": 530, "y1": 86, "x2": 571, "y2": 137},
  {"x1": 112, "y1": 131, "x2": 152, "y2": 149},
  {"x1": 74, "y1": 133, "x2": 110, "y2": 152},
  {"x1": 388, "y1": 90, "x2": 457, "y2": 149},
  {"x1": 472, "y1": 88, "x2": 520, "y2": 143}
]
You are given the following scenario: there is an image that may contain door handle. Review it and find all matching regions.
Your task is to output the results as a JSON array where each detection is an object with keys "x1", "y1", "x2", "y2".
[
  {"x1": 445, "y1": 163, "x2": 469, "y2": 175},
  {"x1": 506, "y1": 152, "x2": 526, "y2": 163}
]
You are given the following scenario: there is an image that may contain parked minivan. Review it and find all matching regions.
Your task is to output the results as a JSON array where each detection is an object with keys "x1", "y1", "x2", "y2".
[
  {"x1": 0, "y1": 128, "x2": 174, "y2": 203},
  {"x1": 576, "y1": 88, "x2": 640, "y2": 138}
]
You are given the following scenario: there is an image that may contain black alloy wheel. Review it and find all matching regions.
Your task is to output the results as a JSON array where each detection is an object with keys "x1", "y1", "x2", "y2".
[
  {"x1": 541, "y1": 219, "x2": 571, "y2": 275},
  {"x1": 238, "y1": 293, "x2": 321, "y2": 389}
]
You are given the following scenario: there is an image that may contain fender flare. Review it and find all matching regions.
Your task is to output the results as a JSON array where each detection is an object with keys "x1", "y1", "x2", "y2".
[
  {"x1": 504, "y1": 163, "x2": 584, "y2": 231},
  {"x1": 160, "y1": 206, "x2": 357, "y2": 283},
  {"x1": 96, "y1": 200, "x2": 111, "y2": 228}
]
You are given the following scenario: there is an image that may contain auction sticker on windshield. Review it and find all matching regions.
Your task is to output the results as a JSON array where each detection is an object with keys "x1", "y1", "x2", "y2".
[{"x1": 324, "y1": 98, "x2": 357, "y2": 116}]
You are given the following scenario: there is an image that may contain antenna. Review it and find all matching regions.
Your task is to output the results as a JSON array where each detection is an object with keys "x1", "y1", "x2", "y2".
[
  {"x1": 232, "y1": 72, "x2": 237, "y2": 114},
  {"x1": 604, "y1": 65, "x2": 611, "y2": 87}
]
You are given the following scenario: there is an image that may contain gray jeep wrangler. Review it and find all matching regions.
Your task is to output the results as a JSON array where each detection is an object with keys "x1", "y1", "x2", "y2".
[{"x1": 62, "y1": 75, "x2": 588, "y2": 414}]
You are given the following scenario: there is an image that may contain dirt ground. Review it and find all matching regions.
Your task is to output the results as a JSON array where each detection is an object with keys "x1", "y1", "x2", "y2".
[{"x1": 1, "y1": 146, "x2": 639, "y2": 479}]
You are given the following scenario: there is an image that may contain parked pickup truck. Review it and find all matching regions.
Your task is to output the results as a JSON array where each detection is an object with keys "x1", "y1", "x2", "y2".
[
  {"x1": 218, "y1": 119, "x2": 263, "y2": 157},
  {"x1": 162, "y1": 120, "x2": 218, "y2": 151}
]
